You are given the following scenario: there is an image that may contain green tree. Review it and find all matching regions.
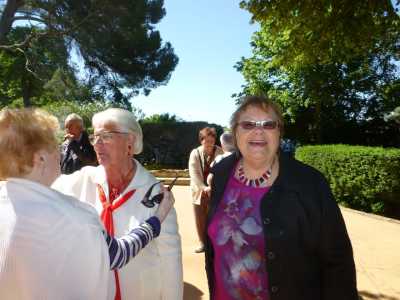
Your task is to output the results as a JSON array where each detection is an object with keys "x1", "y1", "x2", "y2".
[
  {"x1": 0, "y1": 0, "x2": 178, "y2": 107},
  {"x1": 0, "y1": 26, "x2": 71, "y2": 106},
  {"x1": 41, "y1": 68, "x2": 107, "y2": 105},
  {"x1": 239, "y1": 0, "x2": 400, "y2": 69},
  {"x1": 141, "y1": 113, "x2": 182, "y2": 124},
  {"x1": 43, "y1": 100, "x2": 144, "y2": 131},
  {"x1": 237, "y1": 0, "x2": 400, "y2": 144}
]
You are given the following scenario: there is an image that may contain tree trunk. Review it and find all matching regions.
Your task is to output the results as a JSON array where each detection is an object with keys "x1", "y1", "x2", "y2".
[
  {"x1": 314, "y1": 100, "x2": 322, "y2": 144},
  {"x1": 21, "y1": 76, "x2": 31, "y2": 107},
  {"x1": 0, "y1": 0, "x2": 24, "y2": 43}
]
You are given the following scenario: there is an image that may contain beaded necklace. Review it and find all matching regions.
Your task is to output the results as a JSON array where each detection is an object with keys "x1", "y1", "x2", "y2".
[{"x1": 237, "y1": 161, "x2": 272, "y2": 187}]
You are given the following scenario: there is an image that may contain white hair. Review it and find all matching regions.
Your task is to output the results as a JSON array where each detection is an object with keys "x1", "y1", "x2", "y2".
[
  {"x1": 92, "y1": 108, "x2": 143, "y2": 155},
  {"x1": 65, "y1": 113, "x2": 83, "y2": 128},
  {"x1": 220, "y1": 132, "x2": 235, "y2": 152}
]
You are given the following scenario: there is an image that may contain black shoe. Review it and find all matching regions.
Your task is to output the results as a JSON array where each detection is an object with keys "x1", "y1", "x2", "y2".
[{"x1": 194, "y1": 245, "x2": 205, "y2": 253}]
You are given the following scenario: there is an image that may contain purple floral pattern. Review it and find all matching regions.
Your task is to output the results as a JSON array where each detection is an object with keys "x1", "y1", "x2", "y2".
[{"x1": 208, "y1": 176, "x2": 270, "y2": 300}]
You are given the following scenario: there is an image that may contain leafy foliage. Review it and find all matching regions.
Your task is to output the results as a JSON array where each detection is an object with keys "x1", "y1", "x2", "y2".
[
  {"x1": 0, "y1": 26, "x2": 71, "y2": 106},
  {"x1": 239, "y1": 0, "x2": 400, "y2": 69},
  {"x1": 42, "y1": 100, "x2": 144, "y2": 131},
  {"x1": 296, "y1": 144, "x2": 400, "y2": 215},
  {"x1": 141, "y1": 113, "x2": 183, "y2": 124},
  {"x1": 237, "y1": 0, "x2": 400, "y2": 145},
  {"x1": 0, "y1": 0, "x2": 178, "y2": 107}
]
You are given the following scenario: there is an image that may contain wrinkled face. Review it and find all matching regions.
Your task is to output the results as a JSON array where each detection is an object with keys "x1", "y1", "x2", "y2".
[
  {"x1": 235, "y1": 105, "x2": 280, "y2": 163},
  {"x1": 65, "y1": 120, "x2": 82, "y2": 138},
  {"x1": 92, "y1": 121, "x2": 134, "y2": 168}
]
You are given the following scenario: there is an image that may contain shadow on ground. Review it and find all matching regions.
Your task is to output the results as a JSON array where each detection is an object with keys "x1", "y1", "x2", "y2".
[
  {"x1": 184, "y1": 282, "x2": 204, "y2": 300},
  {"x1": 359, "y1": 290, "x2": 399, "y2": 300}
]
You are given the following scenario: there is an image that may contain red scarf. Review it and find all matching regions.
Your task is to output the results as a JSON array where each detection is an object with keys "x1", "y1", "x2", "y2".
[{"x1": 97, "y1": 184, "x2": 136, "y2": 300}]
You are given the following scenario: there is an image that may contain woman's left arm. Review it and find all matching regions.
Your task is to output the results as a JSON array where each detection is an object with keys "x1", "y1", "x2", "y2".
[
  {"x1": 104, "y1": 216, "x2": 161, "y2": 270},
  {"x1": 318, "y1": 176, "x2": 359, "y2": 300}
]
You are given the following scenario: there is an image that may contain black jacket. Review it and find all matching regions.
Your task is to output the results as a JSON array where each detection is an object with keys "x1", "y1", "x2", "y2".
[
  {"x1": 205, "y1": 153, "x2": 358, "y2": 300},
  {"x1": 60, "y1": 131, "x2": 97, "y2": 174}
]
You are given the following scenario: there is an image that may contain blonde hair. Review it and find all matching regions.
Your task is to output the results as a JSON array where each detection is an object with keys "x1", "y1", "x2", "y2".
[
  {"x1": 92, "y1": 108, "x2": 143, "y2": 154},
  {"x1": 0, "y1": 108, "x2": 59, "y2": 180}
]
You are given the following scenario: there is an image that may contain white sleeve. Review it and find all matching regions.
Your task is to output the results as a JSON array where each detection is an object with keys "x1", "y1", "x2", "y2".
[
  {"x1": 188, "y1": 149, "x2": 206, "y2": 191},
  {"x1": 51, "y1": 167, "x2": 97, "y2": 204},
  {"x1": 52, "y1": 170, "x2": 85, "y2": 198}
]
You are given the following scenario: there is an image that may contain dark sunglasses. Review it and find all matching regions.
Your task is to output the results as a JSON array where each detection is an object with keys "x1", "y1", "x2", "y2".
[
  {"x1": 238, "y1": 120, "x2": 278, "y2": 130},
  {"x1": 141, "y1": 177, "x2": 178, "y2": 208}
]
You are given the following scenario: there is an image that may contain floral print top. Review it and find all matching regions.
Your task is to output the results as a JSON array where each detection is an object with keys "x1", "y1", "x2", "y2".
[{"x1": 208, "y1": 174, "x2": 271, "y2": 300}]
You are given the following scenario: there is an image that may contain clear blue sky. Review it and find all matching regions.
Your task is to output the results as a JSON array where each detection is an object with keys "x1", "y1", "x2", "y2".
[{"x1": 133, "y1": 0, "x2": 258, "y2": 127}]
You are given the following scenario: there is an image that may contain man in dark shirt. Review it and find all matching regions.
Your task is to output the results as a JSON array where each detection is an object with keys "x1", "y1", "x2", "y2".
[{"x1": 60, "y1": 113, "x2": 97, "y2": 174}]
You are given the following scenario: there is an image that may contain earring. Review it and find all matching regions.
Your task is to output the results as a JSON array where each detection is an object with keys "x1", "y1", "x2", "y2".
[{"x1": 38, "y1": 156, "x2": 46, "y2": 176}]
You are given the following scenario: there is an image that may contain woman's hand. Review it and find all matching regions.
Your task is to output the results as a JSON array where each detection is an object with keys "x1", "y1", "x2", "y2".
[
  {"x1": 203, "y1": 186, "x2": 211, "y2": 198},
  {"x1": 155, "y1": 185, "x2": 175, "y2": 223}
]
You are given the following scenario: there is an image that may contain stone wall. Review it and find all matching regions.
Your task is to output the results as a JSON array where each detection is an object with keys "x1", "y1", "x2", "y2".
[{"x1": 136, "y1": 121, "x2": 224, "y2": 168}]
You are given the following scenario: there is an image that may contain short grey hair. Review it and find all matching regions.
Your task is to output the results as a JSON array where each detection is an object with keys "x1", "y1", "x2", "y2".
[
  {"x1": 220, "y1": 132, "x2": 235, "y2": 152},
  {"x1": 92, "y1": 108, "x2": 143, "y2": 154},
  {"x1": 65, "y1": 113, "x2": 83, "y2": 128}
]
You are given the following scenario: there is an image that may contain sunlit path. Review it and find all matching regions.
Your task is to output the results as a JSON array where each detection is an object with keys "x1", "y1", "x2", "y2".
[
  {"x1": 173, "y1": 186, "x2": 209, "y2": 300},
  {"x1": 342, "y1": 208, "x2": 400, "y2": 300}
]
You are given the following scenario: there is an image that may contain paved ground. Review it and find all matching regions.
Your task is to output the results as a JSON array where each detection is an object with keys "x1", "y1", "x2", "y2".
[{"x1": 171, "y1": 186, "x2": 400, "y2": 300}]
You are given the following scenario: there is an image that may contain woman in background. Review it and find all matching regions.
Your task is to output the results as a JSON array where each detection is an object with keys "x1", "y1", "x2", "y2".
[{"x1": 189, "y1": 127, "x2": 223, "y2": 253}]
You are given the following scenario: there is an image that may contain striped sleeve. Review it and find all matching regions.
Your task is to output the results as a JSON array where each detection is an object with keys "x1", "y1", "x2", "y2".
[{"x1": 103, "y1": 216, "x2": 161, "y2": 270}]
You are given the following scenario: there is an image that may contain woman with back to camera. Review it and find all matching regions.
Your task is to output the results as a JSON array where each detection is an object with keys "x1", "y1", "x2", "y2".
[
  {"x1": 0, "y1": 108, "x2": 174, "y2": 300},
  {"x1": 205, "y1": 95, "x2": 358, "y2": 300}
]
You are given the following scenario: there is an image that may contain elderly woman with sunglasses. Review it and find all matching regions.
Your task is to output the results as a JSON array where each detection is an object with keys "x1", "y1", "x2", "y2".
[
  {"x1": 52, "y1": 108, "x2": 183, "y2": 300},
  {"x1": 205, "y1": 96, "x2": 358, "y2": 300},
  {"x1": 0, "y1": 108, "x2": 174, "y2": 300}
]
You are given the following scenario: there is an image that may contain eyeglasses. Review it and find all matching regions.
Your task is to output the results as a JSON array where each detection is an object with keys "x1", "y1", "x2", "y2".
[
  {"x1": 89, "y1": 131, "x2": 129, "y2": 144},
  {"x1": 141, "y1": 177, "x2": 178, "y2": 208},
  {"x1": 238, "y1": 120, "x2": 278, "y2": 130}
]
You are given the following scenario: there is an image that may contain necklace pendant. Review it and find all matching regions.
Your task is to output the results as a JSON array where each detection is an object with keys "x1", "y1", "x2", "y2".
[{"x1": 237, "y1": 161, "x2": 272, "y2": 187}]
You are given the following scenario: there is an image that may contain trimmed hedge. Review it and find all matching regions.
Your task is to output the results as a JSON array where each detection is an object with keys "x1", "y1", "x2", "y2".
[{"x1": 295, "y1": 145, "x2": 400, "y2": 214}]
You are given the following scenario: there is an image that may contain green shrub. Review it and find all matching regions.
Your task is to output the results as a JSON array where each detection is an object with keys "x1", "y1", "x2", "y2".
[{"x1": 295, "y1": 144, "x2": 400, "y2": 214}]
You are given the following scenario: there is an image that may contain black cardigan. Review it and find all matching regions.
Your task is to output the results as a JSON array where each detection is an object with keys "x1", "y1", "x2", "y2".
[
  {"x1": 60, "y1": 131, "x2": 97, "y2": 175},
  {"x1": 205, "y1": 153, "x2": 358, "y2": 300}
]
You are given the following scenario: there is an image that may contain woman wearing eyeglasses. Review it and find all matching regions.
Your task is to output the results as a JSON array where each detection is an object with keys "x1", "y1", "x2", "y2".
[
  {"x1": 205, "y1": 96, "x2": 358, "y2": 300},
  {"x1": 0, "y1": 108, "x2": 175, "y2": 300},
  {"x1": 52, "y1": 108, "x2": 183, "y2": 300}
]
